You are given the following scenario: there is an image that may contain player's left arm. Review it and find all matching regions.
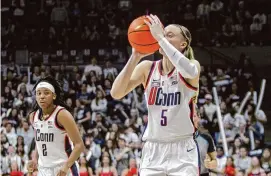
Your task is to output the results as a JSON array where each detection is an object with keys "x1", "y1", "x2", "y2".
[
  {"x1": 57, "y1": 109, "x2": 85, "y2": 175},
  {"x1": 160, "y1": 41, "x2": 200, "y2": 80}
]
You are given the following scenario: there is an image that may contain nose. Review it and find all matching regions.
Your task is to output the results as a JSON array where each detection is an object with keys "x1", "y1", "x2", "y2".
[{"x1": 40, "y1": 93, "x2": 45, "y2": 99}]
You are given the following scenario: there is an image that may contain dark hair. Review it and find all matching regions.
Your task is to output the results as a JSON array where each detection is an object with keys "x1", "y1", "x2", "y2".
[
  {"x1": 30, "y1": 76, "x2": 71, "y2": 118},
  {"x1": 227, "y1": 156, "x2": 235, "y2": 167}
]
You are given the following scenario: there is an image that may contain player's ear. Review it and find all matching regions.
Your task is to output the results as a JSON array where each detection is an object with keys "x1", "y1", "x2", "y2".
[
  {"x1": 53, "y1": 94, "x2": 56, "y2": 100},
  {"x1": 180, "y1": 42, "x2": 187, "y2": 50}
]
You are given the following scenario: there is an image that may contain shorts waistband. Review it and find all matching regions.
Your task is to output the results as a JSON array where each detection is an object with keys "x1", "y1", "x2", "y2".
[{"x1": 146, "y1": 135, "x2": 194, "y2": 143}]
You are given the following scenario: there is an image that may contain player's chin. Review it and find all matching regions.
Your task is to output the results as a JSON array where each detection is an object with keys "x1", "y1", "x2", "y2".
[{"x1": 38, "y1": 102, "x2": 48, "y2": 108}]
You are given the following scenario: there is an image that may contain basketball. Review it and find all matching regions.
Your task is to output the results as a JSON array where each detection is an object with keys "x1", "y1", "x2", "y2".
[{"x1": 128, "y1": 16, "x2": 160, "y2": 54}]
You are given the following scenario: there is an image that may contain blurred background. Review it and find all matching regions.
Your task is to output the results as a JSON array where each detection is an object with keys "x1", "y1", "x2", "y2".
[{"x1": 1, "y1": 0, "x2": 271, "y2": 175}]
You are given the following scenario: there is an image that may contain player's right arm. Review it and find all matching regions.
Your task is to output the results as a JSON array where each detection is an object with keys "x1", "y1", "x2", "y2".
[
  {"x1": 27, "y1": 112, "x2": 39, "y2": 174},
  {"x1": 111, "y1": 50, "x2": 153, "y2": 100}
]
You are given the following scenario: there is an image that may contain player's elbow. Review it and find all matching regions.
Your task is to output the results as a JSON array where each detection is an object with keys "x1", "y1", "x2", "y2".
[
  {"x1": 77, "y1": 141, "x2": 85, "y2": 152},
  {"x1": 110, "y1": 89, "x2": 123, "y2": 100}
]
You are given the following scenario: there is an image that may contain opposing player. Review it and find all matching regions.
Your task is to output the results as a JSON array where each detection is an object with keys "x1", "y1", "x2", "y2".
[
  {"x1": 111, "y1": 14, "x2": 201, "y2": 175},
  {"x1": 27, "y1": 76, "x2": 84, "y2": 176}
]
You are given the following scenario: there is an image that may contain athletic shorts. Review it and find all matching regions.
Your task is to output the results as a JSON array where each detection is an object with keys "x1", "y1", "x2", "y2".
[
  {"x1": 140, "y1": 137, "x2": 199, "y2": 176},
  {"x1": 37, "y1": 163, "x2": 79, "y2": 176}
]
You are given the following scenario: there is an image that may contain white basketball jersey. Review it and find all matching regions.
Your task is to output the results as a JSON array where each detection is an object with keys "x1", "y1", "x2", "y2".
[
  {"x1": 33, "y1": 106, "x2": 77, "y2": 170},
  {"x1": 143, "y1": 60, "x2": 198, "y2": 142}
]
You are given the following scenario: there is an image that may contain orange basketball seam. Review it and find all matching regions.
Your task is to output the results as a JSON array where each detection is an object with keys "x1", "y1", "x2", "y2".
[
  {"x1": 128, "y1": 30, "x2": 150, "y2": 34},
  {"x1": 130, "y1": 41, "x2": 158, "y2": 46}
]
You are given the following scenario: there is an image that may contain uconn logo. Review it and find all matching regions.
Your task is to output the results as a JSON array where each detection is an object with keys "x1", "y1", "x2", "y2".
[{"x1": 148, "y1": 87, "x2": 181, "y2": 106}]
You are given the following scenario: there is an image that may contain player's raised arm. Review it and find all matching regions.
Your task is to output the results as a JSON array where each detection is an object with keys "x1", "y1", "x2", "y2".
[
  {"x1": 56, "y1": 109, "x2": 85, "y2": 175},
  {"x1": 144, "y1": 14, "x2": 200, "y2": 79},
  {"x1": 111, "y1": 50, "x2": 152, "y2": 100}
]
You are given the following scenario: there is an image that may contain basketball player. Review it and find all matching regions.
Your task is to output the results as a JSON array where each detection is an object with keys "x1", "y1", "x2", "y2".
[
  {"x1": 27, "y1": 77, "x2": 84, "y2": 176},
  {"x1": 111, "y1": 14, "x2": 201, "y2": 175}
]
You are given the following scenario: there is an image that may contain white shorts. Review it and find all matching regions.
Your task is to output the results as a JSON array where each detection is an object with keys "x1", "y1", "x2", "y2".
[
  {"x1": 37, "y1": 163, "x2": 79, "y2": 176},
  {"x1": 140, "y1": 137, "x2": 199, "y2": 176}
]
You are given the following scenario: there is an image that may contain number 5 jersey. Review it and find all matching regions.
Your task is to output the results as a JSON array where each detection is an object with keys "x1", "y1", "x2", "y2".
[{"x1": 143, "y1": 60, "x2": 198, "y2": 142}]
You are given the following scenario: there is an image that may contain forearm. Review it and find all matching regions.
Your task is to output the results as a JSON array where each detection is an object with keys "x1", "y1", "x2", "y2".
[
  {"x1": 111, "y1": 54, "x2": 140, "y2": 99},
  {"x1": 64, "y1": 143, "x2": 84, "y2": 168},
  {"x1": 158, "y1": 38, "x2": 199, "y2": 78}
]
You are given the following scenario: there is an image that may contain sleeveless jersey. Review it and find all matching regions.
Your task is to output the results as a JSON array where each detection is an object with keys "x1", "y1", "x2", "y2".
[
  {"x1": 142, "y1": 60, "x2": 198, "y2": 142},
  {"x1": 32, "y1": 105, "x2": 78, "y2": 171}
]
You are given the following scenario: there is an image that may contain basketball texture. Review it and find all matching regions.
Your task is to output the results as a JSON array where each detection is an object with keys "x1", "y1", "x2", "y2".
[{"x1": 128, "y1": 16, "x2": 160, "y2": 54}]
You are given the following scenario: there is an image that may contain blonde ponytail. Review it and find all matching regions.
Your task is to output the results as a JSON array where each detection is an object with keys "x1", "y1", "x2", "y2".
[
  {"x1": 184, "y1": 46, "x2": 195, "y2": 60},
  {"x1": 185, "y1": 46, "x2": 198, "y2": 103}
]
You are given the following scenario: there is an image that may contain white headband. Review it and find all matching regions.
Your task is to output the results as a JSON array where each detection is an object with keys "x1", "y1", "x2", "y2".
[{"x1": 36, "y1": 82, "x2": 55, "y2": 93}]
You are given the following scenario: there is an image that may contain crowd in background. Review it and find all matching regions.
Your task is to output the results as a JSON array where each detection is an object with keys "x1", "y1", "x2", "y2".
[
  {"x1": 1, "y1": 0, "x2": 271, "y2": 176},
  {"x1": 1, "y1": 53, "x2": 270, "y2": 176},
  {"x1": 1, "y1": 0, "x2": 271, "y2": 55}
]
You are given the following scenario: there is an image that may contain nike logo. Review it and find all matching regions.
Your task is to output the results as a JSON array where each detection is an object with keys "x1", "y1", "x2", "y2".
[{"x1": 187, "y1": 148, "x2": 195, "y2": 152}]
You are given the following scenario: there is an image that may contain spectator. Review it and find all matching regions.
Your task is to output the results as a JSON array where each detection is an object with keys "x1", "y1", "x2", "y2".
[
  {"x1": 250, "y1": 18, "x2": 263, "y2": 45},
  {"x1": 9, "y1": 161, "x2": 24, "y2": 176},
  {"x1": 234, "y1": 146, "x2": 252, "y2": 172},
  {"x1": 210, "y1": 146, "x2": 227, "y2": 176},
  {"x1": 77, "y1": 82, "x2": 92, "y2": 105},
  {"x1": 17, "y1": 121, "x2": 34, "y2": 152},
  {"x1": 4, "y1": 122, "x2": 17, "y2": 147},
  {"x1": 85, "y1": 134, "x2": 101, "y2": 171},
  {"x1": 78, "y1": 155, "x2": 93, "y2": 176},
  {"x1": 74, "y1": 99, "x2": 92, "y2": 132},
  {"x1": 253, "y1": 11, "x2": 267, "y2": 26},
  {"x1": 121, "y1": 158, "x2": 138, "y2": 176},
  {"x1": 229, "y1": 138, "x2": 242, "y2": 157},
  {"x1": 7, "y1": 146, "x2": 23, "y2": 172},
  {"x1": 50, "y1": 1, "x2": 69, "y2": 25},
  {"x1": 103, "y1": 60, "x2": 118, "y2": 81},
  {"x1": 91, "y1": 88, "x2": 108, "y2": 119},
  {"x1": 84, "y1": 57, "x2": 102, "y2": 81},
  {"x1": 222, "y1": 18, "x2": 236, "y2": 46},
  {"x1": 123, "y1": 126, "x2": 140, "y2": 150},
  {"x1": 261, "y1": 148, "x2": 271, "y2": 174},
  {"x1": 203, "y1": 94, "x2": 216, "y2": 122},
  {"x1": 196, "y1": 0, "x2": 210, "y2": 27},
  {"x1": 96, "y1": 155, "x2": 118, "y2": 176},
  {"x1": 114, "y1": 138, "x2": 134, "y2": 175},
  {"x1": 15, "y1": 136, "x2": 28, "y2": 156},
  {"x1": 223, "y1": 157, "x2": 236, "y2": 176},
  {"x1": 245, "y1": 156, "x2": 266, "y2": 176}
]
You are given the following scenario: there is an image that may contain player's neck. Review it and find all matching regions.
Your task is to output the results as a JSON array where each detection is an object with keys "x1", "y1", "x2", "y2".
[
  {"x1": 42, "y1": 104, "x2": 56, "y2": 115},
  {"x1": 162, "y1": 57, "x2": 175, "y2": 75}
]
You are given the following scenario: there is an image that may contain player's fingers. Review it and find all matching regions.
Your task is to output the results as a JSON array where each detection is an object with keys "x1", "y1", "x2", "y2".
[
  {"x1": 149, "y1": 14, "x2": 157, "y2": 24},
  {"x1": 150, "y1": 14, "x2": 156, "y2": 22},
  {"x1": 143, "y1": 20, "x2": 151, "y2": 27},
  {"x1": 146, "y1": 16, "x2": 154, "y2": 25},
  {"x1": 154, "y1": 15, "x2": 161, "y2": 24}
]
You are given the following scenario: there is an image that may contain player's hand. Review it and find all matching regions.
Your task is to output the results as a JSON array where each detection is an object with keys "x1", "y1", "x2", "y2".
[
  {"x1": 27, "y1": 160, "x2": 36, "y2": 173},
  {"x1": 131, "y1": 48, "x2": 153, "y2": 60},
  {"x1": 144, "y1": 14, "x2": 164, "y2": 42},
  {"x1": 204, "y1": 155, "x2": 217, "y2": 169},
  {"x1": 57, "y1": 164, "x2": 69, "y2": 176}
]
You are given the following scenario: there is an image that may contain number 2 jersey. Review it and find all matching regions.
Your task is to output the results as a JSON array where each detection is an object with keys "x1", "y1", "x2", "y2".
[
  {"x1": 142, "y1": 60, "x2": 198, "y2": 142},
  {"x1": 32, "y1": 105, "x2": 79, "y2": 173}
]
